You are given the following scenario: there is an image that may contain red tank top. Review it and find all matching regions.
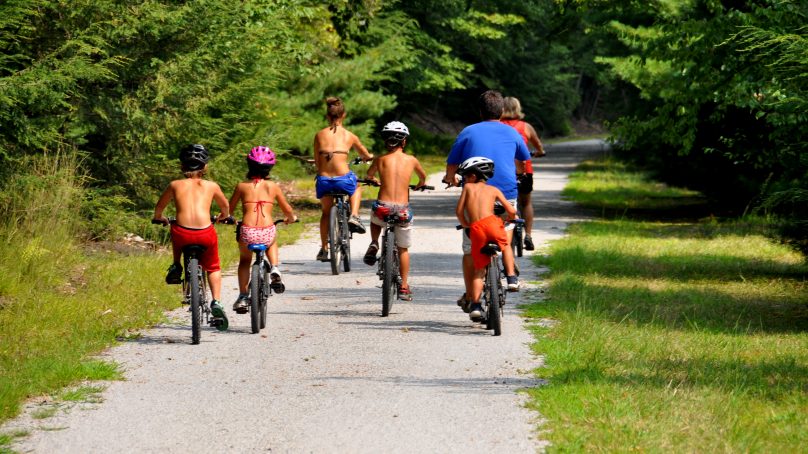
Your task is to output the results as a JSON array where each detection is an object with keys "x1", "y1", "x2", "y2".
[{"x1": 501, "y1": 119, "x2": 533, "y2": 174}]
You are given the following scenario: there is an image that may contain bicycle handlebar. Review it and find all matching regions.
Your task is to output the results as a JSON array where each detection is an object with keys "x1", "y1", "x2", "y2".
[
  {"x1": 274, "y1": 218, "x2": 300, "y2": 226},
  {"x1": 151, "y1": 215, "x2": 233, "y2": 226},
  {"x1": 357, "y1": 179, "x2": 434, "y2": 191},
  {"x1": 455, "y1": 218, "x2": 524, "y2": 230}
]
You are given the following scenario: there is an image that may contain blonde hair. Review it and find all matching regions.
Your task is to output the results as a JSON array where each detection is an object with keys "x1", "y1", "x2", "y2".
[
  {"x1": 325, "y1": 96, "x2": 345, "y2": 125},
  {"x1": 501, "y1": 97, "x2": 525, "y2": 120}
]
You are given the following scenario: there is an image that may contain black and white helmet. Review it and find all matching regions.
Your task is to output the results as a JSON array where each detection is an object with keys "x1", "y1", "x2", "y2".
[
  {"x1": 381, "y1": 121, "x2": 410, "y2": 147},
  {"x1": 457, "y1": 156, "x2": 495, "y2": 180},
  {"x1": 179, "y1": 144, "x2": 209, "y2": 171}
]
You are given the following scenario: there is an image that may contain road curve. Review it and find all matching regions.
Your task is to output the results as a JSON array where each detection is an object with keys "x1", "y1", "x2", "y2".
[{"x1": 6, "y1": 140, "x2": 603, "y2": 453}]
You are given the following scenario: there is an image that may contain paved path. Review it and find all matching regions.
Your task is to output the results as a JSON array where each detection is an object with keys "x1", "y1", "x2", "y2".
[{"x1": 6, "y1": 140, "x2": 603, "y2": 453}]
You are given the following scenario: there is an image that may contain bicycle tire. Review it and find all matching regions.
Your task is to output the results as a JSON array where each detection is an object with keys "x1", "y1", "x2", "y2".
[
  {"x1": 514, "y1": 223, "x2": 524, "y2": 258},
  {"x1": 381, "y1": 229, "x2": 396, "y2": 317},
  {"x1": 329, "y1": 204, "x2": 340, "y2": 275},
  {"x1": 486, "y1": 256, "x2": 503, "y2": 336},
  {"x1": 250, "y1": 262, "x2": 261, "y2": 333},
  {"x1": 188, "y1": 257, "x2": 202, "y2": 345},
  {"x1": 341, "y1": 204, "x2": 351, "y2": 273},
  {"x1": 260, "y1": 262, "x2": 268, "y2": 329}
]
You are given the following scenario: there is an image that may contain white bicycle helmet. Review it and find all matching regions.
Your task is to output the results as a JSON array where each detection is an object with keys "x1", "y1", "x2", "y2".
[
  {"x1": 457, "y1": 156, "x2": 495, "y2": 180},
  {"x1": 381, "y1": 121, "x2": 410, "y2": 147}
]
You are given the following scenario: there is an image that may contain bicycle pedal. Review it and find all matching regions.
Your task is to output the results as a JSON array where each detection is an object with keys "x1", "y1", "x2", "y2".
[
  {"x1": 234, "y1": 307, "x2": 249, "y2": 314},
  {"x1": 270, "y1": 282, "x2": 285, "y2": 294}
]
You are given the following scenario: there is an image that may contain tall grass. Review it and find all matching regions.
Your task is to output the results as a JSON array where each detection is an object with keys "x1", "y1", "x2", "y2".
[{"x1": 526, "y1": 159, "x2": 808, "y2": 452}]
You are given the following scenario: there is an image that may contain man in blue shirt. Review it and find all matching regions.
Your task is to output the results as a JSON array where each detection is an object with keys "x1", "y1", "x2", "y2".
[{"x1": 444, "y1": 90, "x2": 531, "y2": 314}]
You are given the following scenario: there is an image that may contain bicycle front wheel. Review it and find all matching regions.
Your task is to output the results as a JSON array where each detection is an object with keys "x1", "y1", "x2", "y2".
[
  {"x1": 329, "y1": 204, "x2": 341, "y2": 275},
  {"x1": 381, "y1": 230, "x2": 396, "y2": 317},
  {"x1": 188, "y1": 257, "x2": 202, "y2": 345},
  {"x1": 250, "y1": 262, "x2": 261, "y2": 333},
  {"x1": 514, "y1": 223, "x2": 524, "y2": 258},
  {"x1": 341, "y1": 204, "x2": 351, "y2": 272},
  {"x1": 485, "y1": 257, "x2": 503, "y2": 336}
]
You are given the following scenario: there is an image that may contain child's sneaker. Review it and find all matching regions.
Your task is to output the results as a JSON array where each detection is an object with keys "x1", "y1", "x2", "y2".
[
  {"x1": 316, "y1": 248, "x2": 328, "y2": 262},
  {"x1": 398, "y1": 285, "x2": 412, "y2": 301},
  {"x1": 363, "y1": 242, "x2": 379, "y2": 266},
  {"x1": 506, "y1": 275, "x2": 520, "y2": 292},
  {"x1": 269, "y1": 266, "x2": 285, "y2": 294},
  {"x1": 165, "y1": 263, "x2": 183, "y2": 284},
  {"x1": 232, "y1": 294, "x2": 250, "y2": 313},
  {"x1": 468, "y1": 302, "x2": 484, "y2": 322},
  {"x1": 524, "y1": 235, "x2": 535, "y2": 251},
  {"x1": 210, "y1": 300, "x2": 229, "y2": 331},
  {"x1": 348, "y1": 216, "x2": 366, "y2": 234},
  {"x1": 456, "y1": 293, "x2": 471, "y2": 313}
]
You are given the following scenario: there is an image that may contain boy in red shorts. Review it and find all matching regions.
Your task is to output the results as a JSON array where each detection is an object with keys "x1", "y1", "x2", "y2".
[
  {"x1": 153, "y1": 144, "x2": 231, "y2": 329},
  {"x1": 455, "y1": 156, "x2": 517, "y2": 321}
]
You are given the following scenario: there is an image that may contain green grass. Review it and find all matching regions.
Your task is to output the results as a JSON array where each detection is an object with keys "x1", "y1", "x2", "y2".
[
  {"x1": 526, "y1": 159, "x2": 808, "y2": 452},
  {"x1": 0, "y1": 430, "x2": 28, "y2": 453}
]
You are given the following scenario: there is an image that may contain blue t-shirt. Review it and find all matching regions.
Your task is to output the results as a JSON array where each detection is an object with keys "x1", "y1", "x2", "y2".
[{"x1": 447, "y1": 121, "x2": 531, "y2": 200}]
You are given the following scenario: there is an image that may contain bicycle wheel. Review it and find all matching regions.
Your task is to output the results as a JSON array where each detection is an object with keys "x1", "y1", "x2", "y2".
[
  {"x1": 381, "y1": 230, "x2": 396, "y2": 317},
  {"x1": 485, "y1": 257, "x2": 503, "y2": 336},
  {"x1": 341, "y1": 204, "x2": 351, "y2": 273},
  {"x1": 329, "y1": 204, "x2": 340, "y2": 275},
  {"x1": 188, "y1": 257, "x2": 202, "y2": 345},
  {"x1": 514, "y1": 223, "x2": 524, "y2": 258},
  {"x1": 250, "y1": 262, "x2": 261, "y2": 333},
  {"x1": 260, "y1": 261, "x2": 269, "y2": 329}
]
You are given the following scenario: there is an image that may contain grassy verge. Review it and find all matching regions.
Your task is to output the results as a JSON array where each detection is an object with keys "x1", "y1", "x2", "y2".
[{"x1": 526, "y1": 159, "x2": 808, "y2": 452}]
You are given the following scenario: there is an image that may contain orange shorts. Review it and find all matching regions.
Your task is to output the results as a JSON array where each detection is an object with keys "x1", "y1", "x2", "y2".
[
  {"x1": 469, "y1": 215, "x2": 508, "y2": 270},
  {"x1": 170, "y1": 224, "x2": 221, "y2": 272}
]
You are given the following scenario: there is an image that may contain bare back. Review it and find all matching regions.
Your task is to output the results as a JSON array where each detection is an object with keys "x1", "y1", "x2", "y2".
[
  {"x1": 313, "y1": 125, "x2": 370, "y2": 177},
  {"x1": 370, "y1": 150, "x2": 426, "y2": 205},
  {"x1": 170, "y1": 178, "x2": 228, "y2": 228},
  {"x1": 456, "y1": 181, "x2": 514, "y2": 226}
]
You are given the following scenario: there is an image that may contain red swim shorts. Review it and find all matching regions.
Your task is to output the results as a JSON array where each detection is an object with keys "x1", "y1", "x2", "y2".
[
  {"x1": 469, "y1": 214, "x2": 508, "y2": 270},
  {"x1": 170, "y1": 224, "x2": 221, "y2": 272}
]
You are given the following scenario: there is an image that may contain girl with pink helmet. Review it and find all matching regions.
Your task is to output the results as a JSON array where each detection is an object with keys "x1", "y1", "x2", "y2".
[{"x1": 229, "y1": 146, "x2": 296, "y2": 312}]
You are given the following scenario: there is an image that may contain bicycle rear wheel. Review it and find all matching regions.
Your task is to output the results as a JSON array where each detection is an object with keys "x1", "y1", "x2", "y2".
[
  {"x1": 250, "y1": 262, "x2": 261, "y2": 333},
  {"x1": 188, "y1": 257, "x2": 202, "y2": 345},
  {"x1": 485, "y1": 257, "x2": 503, "y2": 336},
  {"x1": 329, "y1": 204, "x2": 340, "y2": 275},
  {"x1": 341, "y1": 204, "x2": 351, "y2": 272},
  {"x1": 381, "y1": 230, "x2": 396, "y2": 317},
  {"x1": 260, "y1": 262, "x2": 269, "y2": 329}
]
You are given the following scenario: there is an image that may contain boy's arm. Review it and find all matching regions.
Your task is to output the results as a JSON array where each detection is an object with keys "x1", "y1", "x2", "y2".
[
  {"x1": 413, "y1": 158, "x2": 427, "y2": 188},
  {"x1": 351, "y1": 134, "x2": 374, "y2": 162},
  {"x1": 456, "y1": 188, "x2": 470, "y2": 227},
  {"x1": 153, "y1": 184, "x2": 174, "y2": 223},
  {"x1": 274, "y1": 185, "x2": 297, "y2": 223},
  {"x1": 494, "y1": 188, "x2": 517, "y2": 220},
  {"x1": 365, "y1": 158, "x2": 379, "y2": 184},
  {"x1": 212, "y1": 183, "x2": 230, "y2": 221},
  {"x1": 228, "y1": 184, "x2": 242, "y2": 217}
]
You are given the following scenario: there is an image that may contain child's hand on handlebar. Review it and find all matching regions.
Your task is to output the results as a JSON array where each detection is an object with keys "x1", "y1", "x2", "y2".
[{"x1": 152, "y1": 216, "x2": 169, "y2": 226}]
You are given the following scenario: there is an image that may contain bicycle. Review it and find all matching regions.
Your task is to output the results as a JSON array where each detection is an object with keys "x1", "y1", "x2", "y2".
[
  {"x1": 319, "y1": 157, "x2": 369, "y2": 275},
  {"x1": 360, "y1": 180, "x2": 433, "y2": 316},
  {"x1": 512, "y1": 206, "x2": 524, "y2": 258},
  {"x1": 234, "y1": 218, "x2": 297, "y2": 333},
  {"x1": 456, "y1": 218, "x2": 524, "y2": 336},
  {"x1": 151, "y1": 216, "x2": 231, "y2": 345}
]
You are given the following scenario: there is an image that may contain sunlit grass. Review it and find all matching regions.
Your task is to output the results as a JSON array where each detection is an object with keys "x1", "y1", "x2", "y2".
[
  {"x1": 526, "y1": 158, "x2": 808, "y2": 452},
  {"x1": 564, "y1": 158, "x2": 704, "y2": 210}
]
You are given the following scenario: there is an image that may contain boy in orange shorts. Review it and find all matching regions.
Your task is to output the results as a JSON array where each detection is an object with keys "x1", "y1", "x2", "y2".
[
  {"x1": 455, "y1": 156, "x2": 517, "y2": 321},
  {"x1": 153, "y1": 144, "x2": 231, "y2": 329}
]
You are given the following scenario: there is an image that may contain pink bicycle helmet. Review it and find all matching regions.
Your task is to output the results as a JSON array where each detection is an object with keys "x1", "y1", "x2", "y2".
[{"x1": 247, "y1": 146, "x2": 276, "y2": 166}]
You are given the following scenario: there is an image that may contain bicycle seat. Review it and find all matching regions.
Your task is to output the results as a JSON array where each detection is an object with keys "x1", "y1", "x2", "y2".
[
  {"x1": 248, "y1": 244, "x2": 268, "y2": 252},
  {"x1": 323, "y1": 191, "x2": 350, "y2": 198},
  {"x1": 480, "y1": 243, "x2": 501, "y2": 255},
  {"x1": 182, "y1": 244, "x2": 207, "y2": 255}
]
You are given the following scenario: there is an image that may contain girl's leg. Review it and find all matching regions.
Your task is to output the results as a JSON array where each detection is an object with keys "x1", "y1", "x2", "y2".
[
  {"x1": 519, "y1": 192, "x2": 534, "y2": 234},
  {"x1": 349, "y1": 186, "x2": 362, "y2": 217},
  {"x1": 268, "y1": 241, "x2": 279, "y2": 266},
  {"x1": 319, "y1": 196, "x2": 334, "y2": 250}
]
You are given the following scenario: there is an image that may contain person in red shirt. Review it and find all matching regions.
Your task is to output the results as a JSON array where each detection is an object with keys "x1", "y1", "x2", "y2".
[{"x1": 500, "y1": 97, "x2": 545, "y2": 251}]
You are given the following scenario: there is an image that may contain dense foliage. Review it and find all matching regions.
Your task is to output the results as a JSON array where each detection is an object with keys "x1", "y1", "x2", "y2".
[{"x1": 0, "y1": 0, "x2": 805, "y2": 249}]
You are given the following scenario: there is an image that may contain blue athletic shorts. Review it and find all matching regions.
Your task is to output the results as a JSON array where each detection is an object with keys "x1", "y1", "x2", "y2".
[{"x1": 315, "y1": 171, "x2": 358, "y2": 199}]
